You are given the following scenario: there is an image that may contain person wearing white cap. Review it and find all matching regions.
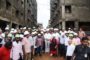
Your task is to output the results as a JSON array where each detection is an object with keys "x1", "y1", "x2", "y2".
[
  {"x1": 6, "y1": 33, "x2": 12, "y2": 42},
  {"x1": 10, "y1": 34, "x2": 24, "y2": 60},
  {"x1": 44, "y1": 29, "x2": 53, "y2": 53},
  {"x1": 11, "y1": 28, "x2": 14, "y2": 31},
  {"x1": 5, "y1": 27, "x2": 9, "y2": 31},
  {"x1": 53, "y1": 28, "x2": 60, "y2": 44},
  {"x1": 35, "y1": 33, "x2": 43, "y2": 56},
  {"x1": 22, "y1": 31, "x2": 30, "y2": 60},
  {"x1": 66, "y1": 40, "x2": 75, "y2": 60},
  {"x1": 32, "y1": 32, "x2": 37, "y2": 56},
  {"x1": 28, "y1": 32, "x2": 34, "y2": 59},
  {"x1": 72, "y1": 33, "x2": 81, "y2": 46},
  {"x1": 20, "y1": 34, "x2": 24, "y2": 39}
]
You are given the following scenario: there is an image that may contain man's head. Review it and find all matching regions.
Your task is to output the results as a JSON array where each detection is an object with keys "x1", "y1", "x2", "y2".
[
  {"x1": 15, "y1": 34, "x2": 20, "y2": 41},
  {"x1": 24, "y1": 31, "x2": 30, "y2": 38},
  {"x1": 4, "y1": 41, "x2": 12, "y2": 49},
  {"x1": 81, "y1": 37, "x2": 88, "y2": 46}
]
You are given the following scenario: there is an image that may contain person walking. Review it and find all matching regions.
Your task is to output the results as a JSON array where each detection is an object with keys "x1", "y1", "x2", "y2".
[
  {"x1": 73, "y1": 37, "x2": 89, "y2": 60},
  {"x1": 0, "y1": 41, "x2": 12, "y2": 60},
  {"x1": 22, "y1": 31, "x2": 31, "y2": 60},
  {"x1": 10, "y1": 34, "x2": 24, "y2": 60}
]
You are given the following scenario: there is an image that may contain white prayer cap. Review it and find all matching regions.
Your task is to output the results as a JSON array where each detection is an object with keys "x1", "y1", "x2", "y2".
[
  {"x1": 8, "y1": 34, "x2": 12, "y2": 37},
  {"x1": 20, "y1": 34, "x2": 24, "y2": 38},
  {"x1": 46, "y1": 29, "x2": 49, "y2": 31},
  {"x1": 41, "y1": 31, "x2": 44, "y2": 34},
  {"x1": 11, "y1": 28, "x2": 14, "y2": 31},
  {"x1": 15, "y1": 34, "x2": 20, "y2": 38},
  {"x1": 23, "y1": 27, "x2": 26, "y2": 29},
  {"x1": 52, "y1": 35, "x2": 55, "y2": 38},
  {"x1": 74, "y1": 33, "x2": 78, "y2": 36},
  {"x1": 68, "y1": 28, "x2": 71, "y2": 30},
  {"x1": 28, "y1": 28, "x2": 31, "y2": 29},
  {"x1": 1, "y1": 33, "x2": 5, "y2": 38},
  {"x1": 24, "y1": 31, "x2": 29, "y2": 35},
  {"x1": 54, "y1": 28, "x2": 59, "y2": 31},
  {"x1": 5, "y1": 27, "x2": 9, "y2": 30},
  {"x1": 13, "y1": 29, "x2": 17, "y2": 33},
  {"x1": 38, "y1": 34, "x2": 41, "y2": 36},
  {"x1": 68, "y1": 34, "x2": 73, "y2": 37},
  {"x1": 34, "y1": 31, "x2": 37, "y2": 34},
  {"x1": 10, "y1": 31, "x2": 14, "y2": 34},
  {"x1": 32, "y1": 32, "x2": 35, "y2": 35}
]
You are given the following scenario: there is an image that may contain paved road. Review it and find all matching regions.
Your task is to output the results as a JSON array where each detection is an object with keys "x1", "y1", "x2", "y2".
[{"x1": 34, "y1": 53, "x2": 65, "y2": 60}]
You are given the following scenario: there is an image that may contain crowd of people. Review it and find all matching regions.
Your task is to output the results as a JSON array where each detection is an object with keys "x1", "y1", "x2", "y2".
[{"x1": 0, "y1": 27, "x2": 90, "y2": 60}]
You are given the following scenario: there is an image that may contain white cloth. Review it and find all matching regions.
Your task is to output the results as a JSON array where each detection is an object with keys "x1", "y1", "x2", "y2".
[
  {"x1": 33, "y1": 36, "x2": 37, "y2": 48},
  {"x1": 60, "y1": 35, "x2": 66, "y2": 44},
  {"x1": 28, "y1": 36, "x2": 34, "y2": 52},
  {"x1": 53, "y1": 33, "x2": 60, "y2": 42},
  {"x1": 66, "y1": 45, "x2": 75, "y2": 56},
  {"x1": 29, "y1": 36, "x2": 34, "y2": 46},
  {"x1": 44, "y1": 33, "x2": 53, "y2": 52},
  {"x1": 65, "y1": 37, "x2": 70, "y2": 46},
  {"x1": 10, "y1": 41, "x2": 23, "y2": 60}
]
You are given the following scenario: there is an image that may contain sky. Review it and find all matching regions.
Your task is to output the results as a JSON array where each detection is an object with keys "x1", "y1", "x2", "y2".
[{"x1": 36, "y1": 0, "x2": 50, "y2": 28}]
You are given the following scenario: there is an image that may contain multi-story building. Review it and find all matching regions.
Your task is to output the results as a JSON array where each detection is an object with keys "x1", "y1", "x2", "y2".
[
  {"x1": 0, "y1": 0, "x2": 37, "y2": 30},
  {"x1": 25, "y1": 0, "x2": 37, "y2": 28},
  {"x1": 50, "y1": 0, "x2": 90, "y2": 30}
]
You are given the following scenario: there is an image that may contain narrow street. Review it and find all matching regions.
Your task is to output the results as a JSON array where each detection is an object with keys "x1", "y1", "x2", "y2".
[{"x1": 34, "y1": 53, "x2": 65, "y2": 60}]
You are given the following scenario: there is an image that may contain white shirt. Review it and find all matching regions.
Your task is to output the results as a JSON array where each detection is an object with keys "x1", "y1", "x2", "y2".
[
  {"x1": 60, "y1": 35, "x2": 66, "y2": 44},
  {"x1": 28, "y1": 36, "x2": 34, "y2": 46},
  {"x1": 44, "y1": 33, "x2": 49, "y2": 40},
  {"x1": 33, "y1": 36, "x2": 37, "y2": 48},
  {"x1": 11, "y1": 41, "x2": 23, "y2": 60},
  {"x1": 65, "y1": 37, "x2": 70, "y2": 46},
  {"x1": 53, "y1": 32, "x2": 60, "y2": 40},
  {"x1": 44, "y1": 33, "x2": 53, "y2": 40},
  {"x1": 66, "y1": 44, "x2": 75, "y2": 56}
]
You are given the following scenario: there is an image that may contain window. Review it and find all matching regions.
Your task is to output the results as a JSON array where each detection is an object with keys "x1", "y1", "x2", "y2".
[
  {"x1": 21, "y1": 13, "x2": 23, "y2": 16},
  {"x1": 21, "y1": 1, "x2": 24, "y2": 4},
  {"x1": 28, "y1": 10, "x2": 31, "y2": 13},
  {"x1": 6, "y1": 0, "x2": 11, "y2": 10},
  {"x1": 65, "y1": 5, "x2": 72, "y2": 13},
  {"x1": 15, "y1": 10, "x2": 19, "y2": 17}
]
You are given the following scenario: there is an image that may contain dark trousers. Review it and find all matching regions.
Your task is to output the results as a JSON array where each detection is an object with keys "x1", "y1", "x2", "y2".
[
  {"x1": 0, "y1": 44, "x2": 2, "y2": 48},
  {"x1": 36, "y1": 46, "x2": 42, "y2": 55},
  {"x1": 58, "y1": 44, "x2": 66, "y2": 57},
  {"x1": 66, "y1": 56, "x2": 72, "y2": 60}
]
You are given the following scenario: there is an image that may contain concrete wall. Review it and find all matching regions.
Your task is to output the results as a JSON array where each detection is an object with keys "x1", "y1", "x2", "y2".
[
  {"x1": 0, "y1": 0, "x2": 37, "y2": 28},
  {"x1": 63, "y1": 0, "x2": 90, "y2": 21},
  {"x1": 50, "y1": 0, "x2": 90, "y2": 29}
]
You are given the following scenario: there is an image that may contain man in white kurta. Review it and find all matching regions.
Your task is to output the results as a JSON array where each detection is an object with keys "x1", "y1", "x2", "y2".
[
  {"x1": 44, "y1": 31, "x2": 53, "y2": 53},
  {"x1": 11, "y1": 41, "x2": 23, "y2": 60}
]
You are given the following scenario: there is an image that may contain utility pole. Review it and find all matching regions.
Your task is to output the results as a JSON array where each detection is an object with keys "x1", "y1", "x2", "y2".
[
  {"x1": 24, "y1": 0, "x2": 28, "y2": 27},
  {"x1": 9, "y1": 0, "x2": 13, "y2": 31}
]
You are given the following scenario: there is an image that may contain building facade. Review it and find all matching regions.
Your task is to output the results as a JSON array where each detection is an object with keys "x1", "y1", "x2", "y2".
[
  {"x1": 50, "y1": 0, "x2": 90, "y2": 30},
  {"x1": 25, "y1": 0, "x2": 37, "y2": 28},
  {"x1": 0, "y1": 0, "x2": 37, "y2": 30}
]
